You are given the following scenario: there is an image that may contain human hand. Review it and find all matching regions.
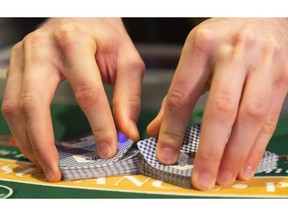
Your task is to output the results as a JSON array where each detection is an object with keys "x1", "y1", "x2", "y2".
[
  {"x1": 1, "y1": 18, "x2": 145, "y2": 182},
  {"x1": 147, "y1": 18, "x2": 288, "y2": 190}
]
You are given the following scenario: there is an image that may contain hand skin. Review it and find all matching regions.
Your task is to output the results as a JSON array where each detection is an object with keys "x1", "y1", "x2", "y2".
[
  {"x1": 1, "y1": 18, "x2": 145, "y2": 182},
  {"x1": 147, "y1": 18, "x2": 288, "y2": 190}
]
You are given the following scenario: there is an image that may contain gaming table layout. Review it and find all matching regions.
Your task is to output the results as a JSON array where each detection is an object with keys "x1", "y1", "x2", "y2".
[{"x1": 0, "y1": 103, "x2": 287, "y2": 198}]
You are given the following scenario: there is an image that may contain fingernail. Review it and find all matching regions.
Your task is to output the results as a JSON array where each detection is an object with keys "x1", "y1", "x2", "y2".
[
  {"x1": 158, "y1": 147, "x2": 177, "y2": 164},
  {"x1": 197, "y1": 172, "x2": 214, "y2": 190},
  {"x1": 241, "y1": 165, "x2": 254, "y2": 180},
  {"x1": 43, "y1": 167, "x2": 55, "y2": 182},
  {"x1": 97, "y1": 143, "x2": 114, "y2": 159},
  {"x1": 217, "y1": 170, "x2": 235, "y2": 185},
  {"x1": 129, "y1": 120, "x2": 140, "y2": 141}
]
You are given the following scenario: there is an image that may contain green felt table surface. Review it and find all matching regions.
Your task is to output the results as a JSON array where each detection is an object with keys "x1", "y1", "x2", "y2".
[
  {"x1": 0, "y1": 101, "x2": 287, "y2": 198},
  {"x1": 1, "y1": 101, "x2": 287, "y2": 152}
]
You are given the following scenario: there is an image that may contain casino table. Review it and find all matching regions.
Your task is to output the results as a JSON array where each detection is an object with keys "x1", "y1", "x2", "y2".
[{"x1": 0, "y1": 99, "x2": 288, "y2": 199}]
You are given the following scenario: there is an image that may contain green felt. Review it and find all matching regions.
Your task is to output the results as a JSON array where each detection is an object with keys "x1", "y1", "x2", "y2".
[{"x1": 0, "y1": 100, "x2": 287, "y2": 198}]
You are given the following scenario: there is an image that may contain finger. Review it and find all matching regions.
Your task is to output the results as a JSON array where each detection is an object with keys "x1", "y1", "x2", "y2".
[
  {"x1": 20, "y1": 32, "x2": 62, "y2": 182},
  {"x1": 112, "y1": 48, "x2": 145, "y2": 141},
  {"x1": 54, "y1": 24, "x2": 117, "y2": 158},
  {"x1": 156, "y1": 28, "x2": 215, "y2": 165},
  {"x1": 148, "y1": 84, "x2": 210, "y2": 137},
  {"x1": 238, "y1": 69, "x2": 288, "y2": 180},
  {"x1": 147, "y1": 96, "x2": 167, "y2": 137},
  {"x1": 1, "y1": 42, "x2": 38, "y2": 165},
  {"x1": 216, "y1": 38, "x2": 276, "y2": 186},
  {"x1": 192, "y1": 31, "x2": 253, "y2": 190}
]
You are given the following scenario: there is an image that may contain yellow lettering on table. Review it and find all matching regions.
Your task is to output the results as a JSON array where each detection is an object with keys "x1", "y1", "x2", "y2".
[
  {"x1": 113, "y1": 176, "x2": 151, "y2": 187},
  {"x1": 0, "y1": 158, "x2": 288, "y2": 197},
  {"x1": 0, "y1": 164, "x2": 13, "y2": 174}
]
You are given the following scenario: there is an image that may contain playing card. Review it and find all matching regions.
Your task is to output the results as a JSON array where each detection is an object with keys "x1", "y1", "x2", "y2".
[
  {"x1": 56, "y1": 131, "x2": 140, "y2": 180},
  {"x1": 137, "y1": 124, "x2": 279, "y2": 188},
  {"x1": 56, "y1": 125, "x2": 279, "y2": 189}
]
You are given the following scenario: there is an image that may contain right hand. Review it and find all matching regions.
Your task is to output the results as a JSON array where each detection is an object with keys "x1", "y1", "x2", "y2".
[
  {"x1": 1, "y1": 18, "x2": 145, "y2": 182},
  {"x1": 147, "y1": 18, "x2": 288, "y2": 190}
]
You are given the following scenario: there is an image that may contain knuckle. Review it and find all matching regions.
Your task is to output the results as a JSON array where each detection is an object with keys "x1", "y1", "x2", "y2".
[
  {"x1": 127, "y1": 94, "x2": 141, "y2": 108},
  {"x1": 236, "y1": 28, "x2": 254, "y2": 44},
  {"x1": 216, "y1": 45, "x2": 233, "y2": 62},
  {"x1": 161, "y1": 130, "x2": 184, "y2": 146},
  {"x1": 23, "y1": 31, "x2": 44, "y2": 48},
  {"x1": 19, "y1": 95, "x2": 37, "y2": 116},
  {"x1": 241, "y1": 100, "x2": 267, "y2": 123},
  {"x1": 276, "y1": 69, "x2": 288, "y2": 87},
  {"x1": 166, "y1": 89, "x2": 190, "y2": 112},
  {"x1": 11, "y1": 42, "x2": 23, "y2": 57},
  {"x1": 131, "y1": 57, "x2": 146, "y2": 75},
  {"x1": 113, "y1": 93, "x2": 141, "y2": 112},
  {"x1": 91, "y1": 128, "x2": 116, "y2": 147},
  {"x1": 54, "y1": 23, "x2": 85, "y2": 52},
  {"x1": 262, "y1": 117, "x2": 277, "y2": 135},
  {"x1": 188, "y1": 27, "x2": 213, "y2": 53},
  {"x1": 122, "y1": 52, "x2": 146, "y2": 78},
  {"x1": 209, "y1": 90, "x2": 237, "y2": 118},
  {"x1": 1, "y1": 100, "x2": 18, "y2": 119},
  {"x1": 22, "y1": 32, "x2": 48, "y2": 63},
  {"x1": 255, "y1": 36, "x2": 280, "y2": 60},
  {"x1": 92, "y1": 127, "x2": 114, "y2": 139},
  {"x1": 74, "y1": 86, "x2": 101, "y2": 109}
]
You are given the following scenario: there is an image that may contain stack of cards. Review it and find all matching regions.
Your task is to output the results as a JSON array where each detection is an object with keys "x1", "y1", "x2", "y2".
[
  {"x1": 56, "y1": 131, "x2": 140, "y2": 181},
  {"x1": 137, "y1": 124, "x2": 279, "y2": 189},
  {"x1": 137, "y1": 125, "x2": 200, "y2": 188},
  {"x1": 56, "y1": 124, "x2": 279, "y2": 189},
  {"x1": 255, "y1": 150, "x2": 279, "y2": 174}
]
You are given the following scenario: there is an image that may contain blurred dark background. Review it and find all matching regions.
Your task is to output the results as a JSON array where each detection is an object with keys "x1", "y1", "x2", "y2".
[
  {"x1": 0, "y1": 18, "x2": 46, "y2": 47},
  {"x1": 123, "y1": 18, "x2": 206, "y2": 44},
  {"x1": 0, "y1": 18, "x2": 206, "y2": 45},
  {"x1": 0, "y1": 18, "x2": 207, "y2": 69}
]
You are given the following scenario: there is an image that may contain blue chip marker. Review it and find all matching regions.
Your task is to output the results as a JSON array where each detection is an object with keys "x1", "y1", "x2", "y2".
[{"x1": 117, "y1": 131, "x2": 129, "y2": 143}]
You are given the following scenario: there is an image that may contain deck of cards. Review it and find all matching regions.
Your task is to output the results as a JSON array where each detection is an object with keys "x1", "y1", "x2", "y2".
[
  {"x1": 56, "y1": 131, "x2": 140, "y2": 181},
  {"x1": 56, "y1": 124, "x2": 279, "y2": 188},
  {"x1": 137, "y1": 125, "x2": 279, "y2": 188},
  {"x1": 137, "y1": 125, "x2": 200, "y2": 188}
]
